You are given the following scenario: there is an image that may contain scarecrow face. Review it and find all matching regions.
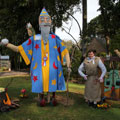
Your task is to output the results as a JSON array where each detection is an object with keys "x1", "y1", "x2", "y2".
[
  {"x1": 38, "y1": 8, "x2": 52, "y2": 45},
  {"x1": 39, "y1": 16, "x2": 51, "y2": 45},
  {"x1": 39, "y1": 16, "x2": 51, "y2": 25},
  {"x1": 88, "y1": 52, "x2": 95, "y2": 58}
]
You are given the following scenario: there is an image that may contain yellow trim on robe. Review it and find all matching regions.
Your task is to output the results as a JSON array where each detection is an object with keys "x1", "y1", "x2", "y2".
[
  {"x1": 18, "y1": 45, "x2": 30, "y2": 65},
  {"x1": 57, "y1": 55, "x2": 60, "y2": 61},
  {"x1": 41, "y1": 40, "x2": 49, "y2": 92},
  {"x1": 61, "y1": 48, "x2": 68, "y2": 64},
  {"x1": 33, "y1": 35, "x2": 35, "y2": 40},
  {"x1": 32, "y1": 57, "x2": 34, "y2": 61}
]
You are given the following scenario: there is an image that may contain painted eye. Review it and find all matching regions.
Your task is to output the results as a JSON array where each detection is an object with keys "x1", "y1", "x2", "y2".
[
  {"x1": 46, "y1": 18, "x2": 50, "y2": 22},
  {"x1": 41, "y1": 19, "x2": 44, "y2": 22}
]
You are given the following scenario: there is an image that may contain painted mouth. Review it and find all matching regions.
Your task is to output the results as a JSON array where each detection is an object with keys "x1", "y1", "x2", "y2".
[{"x1": 41, "y1": 25, "x2": 50, "y2": 27}]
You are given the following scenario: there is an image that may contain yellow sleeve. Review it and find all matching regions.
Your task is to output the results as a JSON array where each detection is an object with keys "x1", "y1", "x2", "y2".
[{"x1": 18, "y1": 45, "x2": 30, "y2": 65}]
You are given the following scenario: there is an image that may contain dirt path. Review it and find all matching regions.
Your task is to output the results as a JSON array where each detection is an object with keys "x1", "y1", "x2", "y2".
[{"x1": 0, "y1": 71, "x2": 29, "y2": 78}]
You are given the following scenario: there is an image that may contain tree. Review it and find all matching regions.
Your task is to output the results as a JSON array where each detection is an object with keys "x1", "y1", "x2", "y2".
[
  {"x1": 110, "y1": 29, "x2": 120, "y2": 55},
  {"x1": 98, "y1": 0, "x2": 120, "y2": 54},
  {"x1": 87, "y1": 15, "x2": 104, "y2": 37},
  {"x1": 86, "y1": 0, "x2": 120, "y2": 55}
]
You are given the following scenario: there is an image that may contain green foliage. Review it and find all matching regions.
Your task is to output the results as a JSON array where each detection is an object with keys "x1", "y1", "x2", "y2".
[
  {"x1": 87, "y1": 0, "x2": 120, "y2": 37},
  {"x1": 110, "y1": 29, "x2": 120, "y2": 55},
  {"x1": 87, "y1": 0, "x2": 120, "y2": 55},
  {"x1": 98, "y1": 0, "x2": 120, "y2": 35},
  {"x1": 63, "y1": 40, "x2": 73, "y2": 50},
  {"x1": 98, "y1": 52, "x2": 107, "y2": 57},
  {"x1": 62, "y1": 44, "x2": 82, "y2": 79},
  {"x1": 87, "y1": 16, "x2": 104, "y2": 37},
  {"x1": 70, "y1": 46, "x2": 82, "y2": 78}
]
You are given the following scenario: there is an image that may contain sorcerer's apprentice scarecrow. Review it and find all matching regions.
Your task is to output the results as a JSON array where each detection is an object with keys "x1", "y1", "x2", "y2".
[
  {"x1": 1, "y1": 8, "x2": 71, "y2": 106},
  {"x1": 78, "y1": 49, "x2": 106, "y2": 108}
]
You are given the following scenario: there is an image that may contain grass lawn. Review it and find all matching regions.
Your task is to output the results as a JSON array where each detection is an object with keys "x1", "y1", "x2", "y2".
[{"x1": 0, "y1": 76, "x2": 120, "y2": 120}]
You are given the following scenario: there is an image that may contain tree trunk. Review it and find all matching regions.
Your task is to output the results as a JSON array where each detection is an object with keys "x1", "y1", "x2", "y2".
[
  {"x1": 82, "y1": 0, "x2": 87, "y2": 38},
  {"x1": 82, "y1": 0, "x2": 87, "y2": 56}
]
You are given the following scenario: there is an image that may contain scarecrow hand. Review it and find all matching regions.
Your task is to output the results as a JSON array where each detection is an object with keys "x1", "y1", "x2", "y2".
[
  {"x1": 1, "y1": 38, "x2": 9, "y2": 46},
  {"x1": 67, "y1": 67, "x2": 72, "y2": 73},
  {"x1": 114, "y1": 49, "x2": 119, "y2": 53},
  {"x1": 26, "y1": 22, "x2": 32, "y2": 29},
  {"x1": 84, "y1": 75, "x2": 88, "y2": 80},
  {"x1": 99, "y1": 77, "x2": 104, "y2": 83}
]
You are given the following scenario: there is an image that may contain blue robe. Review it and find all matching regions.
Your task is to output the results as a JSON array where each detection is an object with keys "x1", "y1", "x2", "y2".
[{"x1": 18, "y1": 34, "x2": 68, "y2": 93}]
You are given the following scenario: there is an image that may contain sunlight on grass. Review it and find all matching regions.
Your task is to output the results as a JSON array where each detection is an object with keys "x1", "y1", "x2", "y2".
[
  {"x1": 67, "y1": 82, "x2": 85, "y2": 94},
  {"x1": 68, "y1": 82, "x2": 85, "y2": 89}
]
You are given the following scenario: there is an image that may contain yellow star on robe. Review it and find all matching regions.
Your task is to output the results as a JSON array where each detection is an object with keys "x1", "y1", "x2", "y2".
[
  {"x1": 52, "y1": 79, "x2": 56, "y2": 85},
  {"x1": 28, "y1": 49, "x2": 32, "y2": 55}
]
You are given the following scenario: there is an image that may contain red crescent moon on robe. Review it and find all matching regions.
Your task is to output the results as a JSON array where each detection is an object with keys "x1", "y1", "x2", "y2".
[
  {"x1": 27, "y1": 39, "x2": 32, "y2": 45},
  {"x1": 53, "y1": 62, "x2": 58, "y2": 69},
  {"x1": 57, "y1": 47, "x2": 60, "y2": 53}
]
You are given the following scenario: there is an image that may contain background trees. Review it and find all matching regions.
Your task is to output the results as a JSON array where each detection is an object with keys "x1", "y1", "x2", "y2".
[{"x1": 87, "y1": 0, "x2": 120, "y2": 55}]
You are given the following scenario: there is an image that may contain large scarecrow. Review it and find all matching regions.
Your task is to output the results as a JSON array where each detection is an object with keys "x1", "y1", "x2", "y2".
[{"x1": 1, "y1": 8, "x2": 71, "y2": 106}]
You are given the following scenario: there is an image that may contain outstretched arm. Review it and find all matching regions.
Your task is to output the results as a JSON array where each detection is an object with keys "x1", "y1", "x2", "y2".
[
  {"x1": 0, "y1": 23, "x2": 35, "y2": 53},
  {"x1": 6, "y1": 43, "x2": 19, "y2": 52},
  {"x1": 65, "y1": 53, "x2": 72, "y2": 73},
  {"x1": 65, "y1": 53, "x2": 71, "y2": 68},
  {"x1": 1, "y1": 39, "x2": 19, "y2": 52}
]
